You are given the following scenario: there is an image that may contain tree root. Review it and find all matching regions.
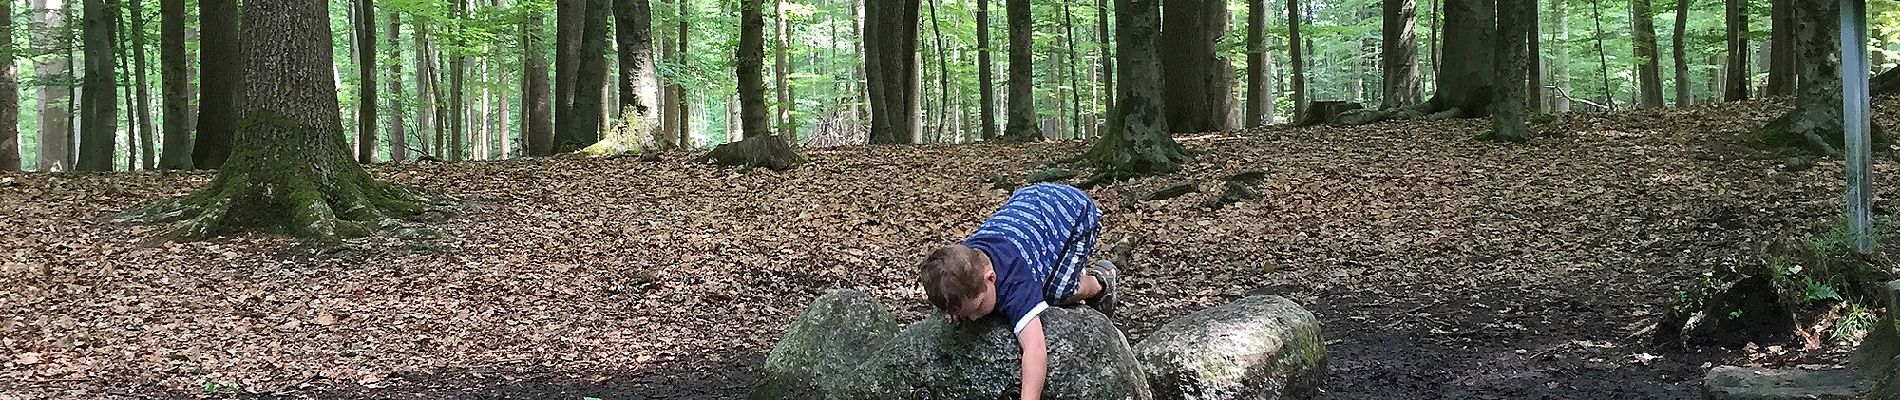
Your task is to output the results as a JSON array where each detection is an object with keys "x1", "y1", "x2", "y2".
[{"x1": 117, "y1": 171, "x2": 456, "y2": 243}]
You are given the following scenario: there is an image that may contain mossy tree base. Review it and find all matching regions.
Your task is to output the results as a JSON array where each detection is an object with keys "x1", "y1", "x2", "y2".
[
  {"x1": 579, "y1": 107, "x2": 650, "y2": 157},
  {"x1": 1753, "y1": 107, "x2": 1891, "y2": 156},
  {"x1": 697, "y1": 134, "x2": 804, "y2": 171}
]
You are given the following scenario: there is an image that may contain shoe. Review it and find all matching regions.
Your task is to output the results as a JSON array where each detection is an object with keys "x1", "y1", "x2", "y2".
[{"x1": 1086, "y1": 260, "x2": 1118, "y2": 318}]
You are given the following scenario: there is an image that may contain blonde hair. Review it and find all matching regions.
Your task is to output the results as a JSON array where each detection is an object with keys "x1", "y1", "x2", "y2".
[{"x1": 920, "y1": 245, "x2": 986, "y2": 314}]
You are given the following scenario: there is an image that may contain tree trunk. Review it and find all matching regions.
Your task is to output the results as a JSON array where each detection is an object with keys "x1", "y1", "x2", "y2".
[
  {"x1": 1246, "y1": 0, "x2": 1267, "y2": 126},
  {"x1": 1484, "y1": 0, "x2": 1529, "y2": 142},
  {"x1": 1592, "y1": 0, "x2": 1615, "y2": 110},
  {"x1": 76, "y1": 0, "x2": 117, "y2": 171},
  {"x1": 866, "y1": 0, "x2": 921, "y2": 143},
  {"x1": 386, "y1": 12, "x2": 408, "y2": 162},
  {"x1": 590, "y1": 0, "x2": 658, "y2": 156},
  {"x1": 774, "y1": 0, "x2": 794, "y2": 141},
  {"x1": 1551, "y1": 0, "x2": 1570, "y2": 112},
  {"x1": 1754, "y1": 0, "x2": 1868, "y2": 154},
  {"x1": 1526, "y1": 0, "x2": 1542, "y2": 112},
  {"x1": 157, "y1": 0, "x2": 189, "y2": 168},
  {"x1": 1160, "y1": 0, "x2": 1233, "y2": 134},
  {"x1": 1062, "y1": 0, "x2": 1083, "y2": 139},
  {"x1": 0, "y1": 0, "x2": 14, "y2": 172},
  {"x1": 1003, "y1": 0, "x2": 1039, "y2": 141},
  {"x1": 130, "y1": 0, "x2": 154, "y2": 169},
  {"x1": 1287, "y1": 0, "x2": 1307, "y2": 121},
  {"x1": 1086, "y1": 0, "x2": 1185, "y2": 177},
  {"x1": 1096, "y1": 0, "x2": 1114, "y2": 118},
  {"x1": 1381, "y1": 0, "x2": 1421, "y2": 110},
  {"x1": 1764, "y1": 0, "x2": 1795, "y2": 96},
  {"x1": 119, "y1": 0, "x2": 447, "y2": 241},
  {"x1": 355, "y1": 0, "x2": 379, "y2": 163},
  {"x1": 118, "y1": 18, "x2": 138, "y2": 170},
  {"x1": 414, "y1": 22, "x2": 437, "y2": 157},
  {"x1": 1669, "y1": 0, "x2": 1691, "y2": 106},
  {"x1": 1629, "y1": 0, "x2": 1664, "y2": 108},
  {"x1": 194, "y1": 0, "x2": 238, "y2": 169},
  {"x1": 1724, "y1": 0, "x2": 1749, "y2": 101},
  {"x1": 677, "y1": 0, "x2": 691, "y2": 147},
  {"x1": 559, "y1": 0, "x2": 612, "y2": 150},
  {"x1": 523, "y1": 11, "x2": 554, "y2": 156},
  {"x1": 1428, "y1": 0, "x2": 1496, "y2": 116},
  {"x1": 32, "y1": 0, "x2": 69, "y2": 172},
  {"x1": 448, "y1": 0, "x2": 469, "y2": 160},
  {"x1": 737, "y1": 0, "x2": 771, "y2": 138},
  {"x1": 977, "y1": 0, "x2": 997, "y2": 140},
  {"x1": 554, "y1": 0, "x2": 586, "y2": 151}
]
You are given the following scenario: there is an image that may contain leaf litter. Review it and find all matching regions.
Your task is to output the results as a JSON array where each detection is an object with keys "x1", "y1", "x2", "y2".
[{"x1": 2, "y1": 98, "x2": 1898, "y2": 399}]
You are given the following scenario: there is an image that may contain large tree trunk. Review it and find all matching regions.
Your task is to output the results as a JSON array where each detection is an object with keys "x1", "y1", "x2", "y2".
[
  {"x1": 1670, "y1": 0, "x2": 1691, "y2": 106},
  {"x1": 523, "y1": 11, "x2": 555, "y2": 156},
  {"x1": 1160, "y1": 0, "x2": 1231, "y2": 134},
  {"x1": 386, "y1": 12, "x2": 408, "y2": 162},
  {"x1": 130, "y1": 0, "x2": 154, "y2": 169},
  {"x1": 590, "y1": 0, "x2": 659, "y2": 156},
  {"x1": 1724, "y1": 0, "x2": 1749, "y2": 101},
  {"x1": 1002, "y1": 0, "x2": 1039, "y2": 141},
  {"x1": 1336, "y1": 0, "x2": 1494, "y2": 125},
  {"x1": 1484, "y1": 0, "x2": 1530, "y2": 142},
  {"x1": 1629, "y1": 0, "x2": 1664, "y2": 108},
  {"x1": 1087, "y1": 0, "x2": 1185, "y2": 177},
  {"x1": 1764, "y1": 0, "x2": 1795, "y2": 96},
  {"x1": 0, "y1": 0, "x2": 14, "y2": 172},
  {"x1": 1381, "y1": 0, "x2": 1422, "y2": 110},
  {"x1": 866, "y1": 0, "x2": 921, "y2": 143},
  {"x1": 157, "y1": 0, "x2": 190, "y2": 169},
  {"x1": 1551, "y1": 0, "x2": 1570, "y2": 112},
  {"x1": 977, "y1": 0, "x2": 997, "y2": 140},
  {"x1": 355, "y1": 0, "x2": 379, "y2": 163},
  {"x1": 560, "y1": 0, "x2": 612, "y2": 150},
  {"x1": 553, "y1": 0, "x2": 586, "y2": 151},
  {"x1": 32, "y1": 0, "x2": 70, "y2": 172},
  {"x1": 1287, "y1": 0, "x2": 1307, "y2": 121},
  {"x1": 737, "y1": 0, "x2": 771, "y2": 138},
  {"x1": 193, "y1": 0, "x2": 239, "y2": 169},
  {"x1": 76, "y1": 0, "x2": 117, "y2": 171},
  {"x1": 1245, "y1": 0, "x2": 1267, "y2": 126},
  {"x1": 119, "y1": 0, "x2": 447, "y2": 241},
  {"x1": 1754, "y1": 0, "x2": 1875, "y2": 154}
]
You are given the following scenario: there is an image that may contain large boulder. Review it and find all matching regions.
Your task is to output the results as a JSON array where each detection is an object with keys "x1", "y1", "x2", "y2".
[
  {"x1": 1700, "y1": 366, "x2": 1865, "y2": 400},
  {"x1": 1133, "y1": 295, "x2": 1326, "y2": 400},
  {"x1": 748, "y1": 289, "x2": 903, "y2": 400},
  {"x1": 834, "y1": 306, "x2": 1153, "y2": 400}
]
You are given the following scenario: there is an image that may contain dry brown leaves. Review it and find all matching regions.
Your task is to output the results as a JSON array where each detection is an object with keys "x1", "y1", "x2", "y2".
[{"x1": 1, "y1": 99, "x2": 1897, "y2": 399}]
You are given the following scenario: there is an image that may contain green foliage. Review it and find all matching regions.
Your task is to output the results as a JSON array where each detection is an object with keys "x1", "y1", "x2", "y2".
[{"x1": 1835, "y1": 301, "x2": 1880, "y2": 343}]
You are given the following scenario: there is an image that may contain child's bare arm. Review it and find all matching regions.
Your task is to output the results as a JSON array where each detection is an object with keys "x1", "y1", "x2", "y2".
[{"x1": 1018, "y1": 316, "x2": 1048, "y2": 400}]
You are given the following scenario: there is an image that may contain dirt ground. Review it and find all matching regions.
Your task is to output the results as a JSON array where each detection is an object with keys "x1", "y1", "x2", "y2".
[{"x1": 3, "y1": 99, "x2": 1895, "y2": 399}]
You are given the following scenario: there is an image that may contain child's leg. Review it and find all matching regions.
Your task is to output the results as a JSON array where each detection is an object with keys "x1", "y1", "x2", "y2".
[{"x1": 1060, "y1": 273, "x2": 1104, "y2": 305}]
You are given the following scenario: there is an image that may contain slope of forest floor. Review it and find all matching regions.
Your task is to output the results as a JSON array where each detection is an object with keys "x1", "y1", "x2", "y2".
[{"x1": 4, "y1": 98, "x2": 1900, "y2": 399}]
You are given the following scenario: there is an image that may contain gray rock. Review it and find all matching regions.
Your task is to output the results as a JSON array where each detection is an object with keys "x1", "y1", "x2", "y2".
[
  {"x1": 748, "y1": 289, "x2": 903, "y2": 400},
  {"x1": 834, "y1": 306, "x2": 1153, "y2": 400},
  {"x1": 1864, "y1": 281, "x2": 1900, "y2": 400},
  {"x1": 1701, "y1": 366, "x2": 1865, "y2": 400},
  {"x1": 1133, "y1": 295, "x2": 1326, "y2": 400}
]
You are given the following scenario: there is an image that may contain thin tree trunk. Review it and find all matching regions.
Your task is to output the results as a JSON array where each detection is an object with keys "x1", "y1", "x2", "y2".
[
  {"x1": 1246, "y1": 0, "x2": 1266, "y2": 126},
  {"x1": 1003, "y1": 0, "x2": 1039, "y2": 141},
  {"x1": 0, "y1": 0, "x2": 17, "y2": 171},
  {"x1": 930, "y1": 0, "x2": 953, "y2": 141},
  {"x1": 1062, "y1": 0, "x2": 1083, "y2": 138},
  {"x1": 1591, "y1": 0, "x2": 1615, "y2": 110},
  {"x1": 1551, "y1": 0, "x2": 1569, "y2": 111},
  {"x1": 1630, "y1": 0, "x2": 1664, "y2": 108},
  {"x1": 1288, "y1": 0, "x2": 1307, "y2": 120},
  {"x1": 523, "y1": 11, "x2": 554, "y2": 155},
  {"x1": 1487, "y1": 0, "x2": 1529, "y2": 142},
  {"x1": 1427, "y1": 0, "x2": 1439, "y2": 81},
  {"x1": 355, "y1": 0, "x2": 378, "y2": 163},
  {"x1": 130, "y1": 0, "x2": 154, "y2": 169},
  {"x1": 1526, "y1": 0, "x2": 1541, "y2": 112},
  {"x1": 774, "y1": 0, "x2": 792, "y2": 140},
  {"x1": 1381, "y1": 0, "x2": 1421, "y2": 110},
  {"x1": 387, "y1": 12, "x2": 408, "y2": 162},
  {"x1": 1667, "y1": 0, "x2": 1689, "y2": 106},
  {"x1": 415, "y1": 22, "x2": 437, "y2": 157},
  {"x1": 118, "y1": 13, "x2": 137, "y2": 170},
  {"x1": 977, "y1": 0, "x2": 997, "y2": 140},
  {"x1": 1724, "y1": 0, "x2": 1749, "y2": 101},
  {"x1": 192, "y1": 0, "x2": 237, "y2": 169},
  {"x1": 33, "y1": 0, "x2": 70, "y2": 172},
  {"x1": 76, "y1": 0, "x2": 117, "y2": 171},
  {"x1": 677, "y1": 0, "x2": 691, "y2": 147},
  {"x1": 158, "y1": 0, "x2": 190, "y2": 169},
  {"x1": 1096, "y1": 0, "x2": 1114, "y2": 117},
  {"x1": 1765, "y1": 0, "x2": 1795, "y2": 95},
  {"x1": 737, "y1": 0, "x2": 771, "y2": 138},
  {"x1": 448, "y1": 0, "x2": 468, "y2": 159}
]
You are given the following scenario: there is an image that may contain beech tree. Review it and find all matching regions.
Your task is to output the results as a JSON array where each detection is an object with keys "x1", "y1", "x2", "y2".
[
  {"x1": 194, "y1": 0, "x2": 239, "y2": 169},
  {"x1": 1753, "y1": 0, "x2": 1882, "y2": 155},
  {"x1": 1628, "y1": 0, "x2": 1663, "y2": 108},
  {"x1": 354, "y1": 0, "x2": 379, "y2": 164},
  {"x1": 1381, "y1": 0, "x2": 1422, "y2": 110},
  {"x1": 976, "y1": 0, "x2": 997, "y2": 140},
  {"x1": 524, "y1": 10, "x2": 555, "y2": 156},
  {"x1": 1483, "y1": 0, "x2": 1530, "y2": 143},
  {"x1": 1724, "y1": 0, "x2": 1748, "y2": 101},
  {"x1": 865, "y1": 0, "x2": 920, "y2": 144},
  {"x1": 587, "y1": 0, "x2": 660, "y2": 156},
  {"x1": 76, "y1": 0, "x2": 117, "y2": 171},
  {"x1": 1338, "y1": 0, "x2": 1495, "y2": 125},
  {"x1": 0, "y1": 0, "x2": 14, "y2": 172},
  {"x1": 1003, "y1": 0, "x2": 1039, "y2": 141},
  {"x1": 1160, "y1": 0, "x2": 1233, "y2": 134},
  {"x1": 1085, "y1": 0, "x2": 1185, "y2": 177}
]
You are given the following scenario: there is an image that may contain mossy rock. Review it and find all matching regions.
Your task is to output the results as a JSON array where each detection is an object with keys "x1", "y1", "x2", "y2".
[
  {"x1": 832, "y1": 306, "x2": 1153, "y2": 400},
  {"x1": 748, "y1": 289, "x2": 903, "y2": 400},
  {"x1": 1132, "y1": 295, "x2": 1326, "y2": 400}
]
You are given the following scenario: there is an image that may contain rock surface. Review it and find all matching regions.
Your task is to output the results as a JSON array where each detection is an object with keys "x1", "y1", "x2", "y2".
[
  {"x1": 1701, "y1": 366, "x2": 1865, "y2": 400},
  {"x1": 834, "y1": 306, "x2": 1153, "y2": 400},
  {"x1": 748, "y1": 289, "x2": 903, "y2": 400},
  {"x1": 1132, "y1": 295, "x2": 1326, "y2": 400},
  {"x1": 1863, "y1": 281, "x2": 1900, "y2": 400}
]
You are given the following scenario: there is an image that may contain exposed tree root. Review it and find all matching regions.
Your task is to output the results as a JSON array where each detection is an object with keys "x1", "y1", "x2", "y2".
[
  {"x1": 116, "y1": 164, "x2": 456, "y2": 243},
  {"x1": 1753, "y1": 106, "x2": 1890, "y2": 156},
  {"x1": 1083, "y1": 131, "x2": 1190, "y2": 181},
  {"x1": 696, "y1": 134, "x2": 805, "y2": 170},
  {"x1": 579, "y1": 107, "x2": 651, "y2": 157}
]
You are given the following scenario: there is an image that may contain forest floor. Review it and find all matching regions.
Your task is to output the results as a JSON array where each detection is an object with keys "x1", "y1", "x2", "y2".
[{"x1": 4, "y1": 98, "x2": 1900, "y2": 399}]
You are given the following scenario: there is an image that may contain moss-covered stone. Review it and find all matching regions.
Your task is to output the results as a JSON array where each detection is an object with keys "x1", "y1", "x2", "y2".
[
  {"x1": 748, "y1": 289, "x2": 903, "y2": 400},
  {"x1": 1700, "y1": 366, "x2": 1865, "y2": 400},
  {"x1": 1132, "y1": 295, "x2": 1326, "y2": 400},
  {"x1": 833, "y1": 306, "x2": 1152, "y2": 400}
]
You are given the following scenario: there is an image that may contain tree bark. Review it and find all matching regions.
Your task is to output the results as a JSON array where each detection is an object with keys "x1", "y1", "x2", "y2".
[
  {"x1": 1160, "y1": 0, "x2": 1233, "y2": 134},
  {"x1": 76, "y1": 0, "x2": 117, "y2": 171},
  {"x1": 1287, "y1": 0, "x2": 1307, "y2": 121},
  {"x1": 1670, "y1": 0, "x2": 1690, "y2": 106},
  {"x1": 1764, "y1": 0, "x2": 1795, "y2": 96},
  {"x1": 866, "y1": 0, "x2": 921, "y2": 143},
  {"x1": 559, "y1": 0, "x2": 612, "y2": 150},
  {"x1": 1484, "y1": 0, "x2": 1529, "y2": 142},
  {"x1": 32, "y1": 0, "x2": 70, "y2": 172},
  {"x1": 1754, "y1": 0, "x2": 1867, "y2": 154},
  {"x1": 523, "y1": 11, "x2": 554, "y2": 156},
  {"x1": 448, "y1": 0, "x2": 469, "y2": 160},
  {"x1": 386, "y1": 12, "x2": 408, "y2": 162},
  {"x1": 1724, "y1": 0, "x2": 1749, "y2": 101},
  {"x1": 590, "y1": 0, "x2": 659, "y2": 156},
  {"x1": 1527, "y1": 0, "x2": 1541, "y2": 112},
  {"x1": 1630, "y1": 0, "x2": 1664, "y2": 108},
  {"x1": 774, "y1": 0, "x2": 794, "y2": 141},
  {"x1": 554, "y1": 0, "x2": 586, "y2": 151},
  {"x1": 1086, "y1": 0, "x2": 1185, "y2": 177},
  {"x1": 157, "y1": 0, "x2": 190, "y2": 168},
  {"x1": 1061, "y1": 0, "x2": 1084, "y2": 138},
  {"x1": 194, "y1": 0, "x2": 238, "y2": 169},
  {"x1": 1097, "y1": 0, "x2": 1114, "y2": 118},
  {"x1": 737, "y1": 0, "x2": 772, "y2": 138},
  {"x1": 1246, "y1": 0, "x2": 1267, "y2": 126},
  {"x1": 677, "y1": 0, "x2": 691, "y2": 147},
  {"x1": 119, "y1": 0, "x2": 447, "y2": 241},
  {"x1": 1591, "y1": 0, "x2": 1615, "y2": 110},
  {"x1": 130, "y1": 0, "x2": 154, "y2": 169},
  {"x1": 1551, "y1": 0, "x2": 1570, "y2": 111},
  {"x1": 1003, "y1": 0, "x2": 1039, "y2": 141},
  {"x1": 977, "y1": 0, "x2": 997, "y2": 140},
  {"x1": 414, "y1": 22, "x2": 437, "y2": 158},
  {"x1": 0, "y1": 0, "x2": 14, "y2": 172},
  {"x1": 1381, "y1": 0, "x2": 1422, "y2": 110},
  {"x1": 354, "y1": 0, "x2": 378, "y2": 163}
]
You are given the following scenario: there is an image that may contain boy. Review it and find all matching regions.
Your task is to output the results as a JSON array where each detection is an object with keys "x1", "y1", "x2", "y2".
[{"x1": 918, "y1": 183, "x2": 1131, "y2": 400}]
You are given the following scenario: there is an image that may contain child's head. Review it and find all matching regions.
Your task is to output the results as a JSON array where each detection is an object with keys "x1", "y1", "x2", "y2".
[{"x1": 919, "y1": 244, "x2": 997, "y2": 323}]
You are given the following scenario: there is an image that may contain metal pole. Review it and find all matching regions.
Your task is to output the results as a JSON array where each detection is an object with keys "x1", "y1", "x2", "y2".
[{"x1": 1842, "y1": 0, "x2": 1874, "y2": 254}]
